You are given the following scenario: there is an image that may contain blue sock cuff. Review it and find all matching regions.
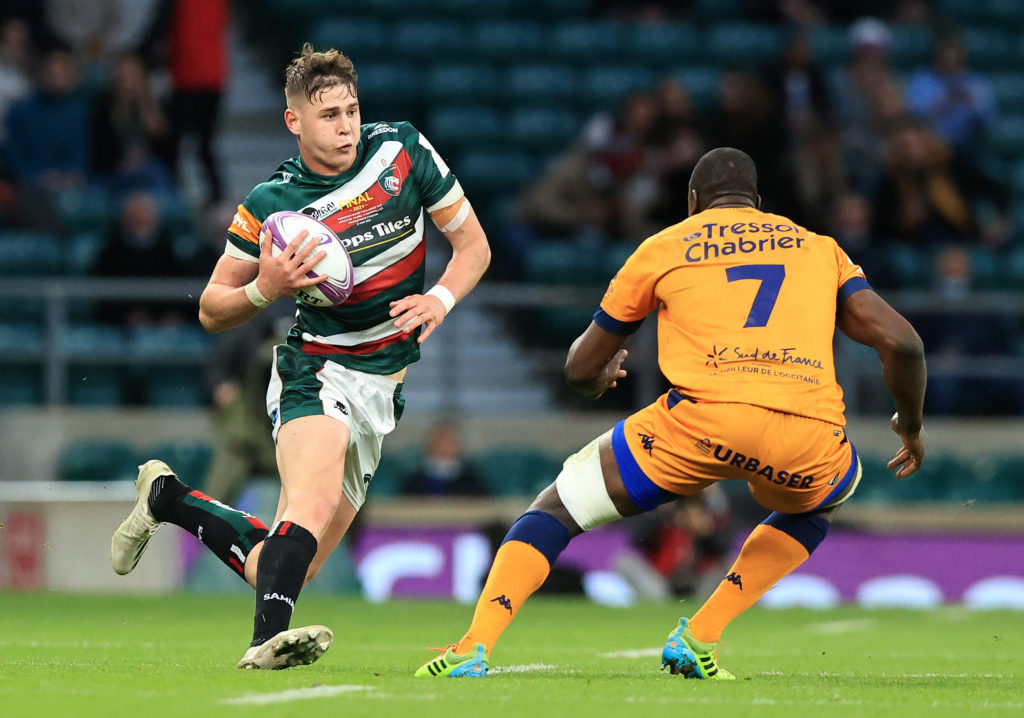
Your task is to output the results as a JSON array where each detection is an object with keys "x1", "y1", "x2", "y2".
[
  {"x1": 501, "y1": 510, "x2": 571, "y2": 566},
  {"x1": 761, "y1": 512, "x2": 831, "y2": 554}
]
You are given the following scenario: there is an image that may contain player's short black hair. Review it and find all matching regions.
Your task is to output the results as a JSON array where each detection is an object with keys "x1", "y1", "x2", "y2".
[{"x1": 689, "y1": 148, "x2": 758, "y2": 207}]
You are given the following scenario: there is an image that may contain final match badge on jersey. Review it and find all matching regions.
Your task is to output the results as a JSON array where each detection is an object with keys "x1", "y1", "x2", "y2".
[{"x1": 261, "y1": 210, "x2": 354, "y2": 307}]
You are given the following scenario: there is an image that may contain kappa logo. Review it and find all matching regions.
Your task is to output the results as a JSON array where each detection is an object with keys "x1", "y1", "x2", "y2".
[
  {"x1": 276, "y1": 172, "x2": 294, "y2": 185},
  {"x1": 490, "y1": 594, "x2": 513, "y2": 614},
  {"x1": 695, "y1": 437, "x2": 712, "y2": 455},
  {"x1": 271, "y1": 408, "x2": 279, "y2": 425},
  {"x1": 378, "y1": 163, "x2": 403, "y2": 196},
  {"x1": 828, "y1": 473, "x2": 840, "y2": 486},
  {"x1": 638, "y1": 432, "x2": 655, "y2": 456},
  {"x1": 334, "y1": 400, "x2": 348, "y2": 415},
  {"x1": 363, "y1": 473, "x2": 372, "y2": 486},
  {"x1": 725, "y1": 572, "x2": 744, "y2": 590}
]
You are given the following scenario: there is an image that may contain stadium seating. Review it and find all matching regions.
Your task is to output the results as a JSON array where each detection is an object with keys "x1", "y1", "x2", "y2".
[
  {"x1": 425, "y1": 106, "x2": 503, "y2": 148},
  {"x1": 57, "y1": 437, "x2": 139, "y2": 481},
  {"x1": 424, "y1": 63, "x2": 502, "y2": 104},
  {"x1": 503, "y1": 64, "x2": 580, "y2": 106},
  {"x1": 472, "y1": 21, "x2": 547, "y2": 61},
  {"x1": 580, "y1": 64, "x2": 657, "y2": 112},
  {"x1": 886, "y1": 25, "x2": 933, "y2": 70},
  {"x1": 137, "y1": 368, "x2": 208, "y2": 408},
  {"x1": 454, "y1": 149, "x2": 537, "y2": 201},
  {"x1": 707, "y1": 23, "x2": 785, "y2": 66},
  {"x1": 0, "y1": 231, "x2": 62, "y2": 276},
  {"x1": 351, "y1": 62, "x2": 422, "y2": 118},
  {"x1": 67, "y1": 367, "x2": 126, "y2": 406},
  {"x1": 961, "y1": 28, "x2": 1015, "y2": 71},
  {"x1": 809, "y1": 26, "x2": 851, "y2": 68},
  {"x1": 394, "y1": 20, "x2": 469, "y2": 60},
  {"x1": 64, "y1": 233, "x2": 105, "y2": 276},
  {"x1": 989, "y1": 116, "x2": 1024, "y2": 160},
  {"x1": 989, "y1": 73, "x2": 1024, "y2": 115},
  {"x1": 367, "y1": 448, "x2": 420, "y2": 497},
  {"x1": 55, "y1": 189, "x2": 112, "y2": 233},
  {"x1": 148, "y1": 440, "x2": 214, "y2": 488},
  {"x1": 471, "y1": 446, "x2": 564, "y2": 496},
  {"x1": 506, "y1": 107, "x2": 582, "y2": 153},
  {"x1": 127, "y1": 325, "x2": 210, "y2": 358},
  {"x1": 549, "y1": 21, "x2": 624, "y2": 64},
  {"x1": 968, "y1": 454, "x2": 1024, "y2": 501},
  {"x1": 667, "y1": 66, "x2": 722, "y2": 109},
  {"x1": 0, "y1": 365, "x2": 42, "y2": 405},
  {"x1": 623, "y1": 22, "x2": 700, "y2": 66},
  {"x1": 308, "y1": 19, "x2": 390, "y2": 62}
]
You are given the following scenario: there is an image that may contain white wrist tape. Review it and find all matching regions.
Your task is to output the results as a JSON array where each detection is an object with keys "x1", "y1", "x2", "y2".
[
  {"x1": 555, "y1": 437, "x2": 622, "y2": 532},
  {"x1": 244, "y1": 279, "x2": 271, "y2": 308},
  {"x1": 425, "y1": 284, "x2": 456, "y2": 315}
]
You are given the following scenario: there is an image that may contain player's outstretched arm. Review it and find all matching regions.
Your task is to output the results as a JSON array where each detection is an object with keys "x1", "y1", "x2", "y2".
[
  {"x1": 389, "y1": 203, "x2": 490, "y2": 343},
  {"x1": 564, "y1": 323, "x2": 630, "y2": 400},
  {"x1": 837, "y1": 288, "x2": 927, "y2": 477},
  {"x1": 199, "y1": 229, "x2": 327, "y2": 333}
]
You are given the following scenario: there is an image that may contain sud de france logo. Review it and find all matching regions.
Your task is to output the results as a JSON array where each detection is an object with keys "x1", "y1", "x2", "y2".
[{"x1": 378, "y1": 163, "x2": 402, "y2": 196}]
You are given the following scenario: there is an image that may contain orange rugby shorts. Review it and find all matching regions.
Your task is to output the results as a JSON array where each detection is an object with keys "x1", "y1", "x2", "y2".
[{"x1": 618, "y1": 390, "x2": 857, "y2": 514}]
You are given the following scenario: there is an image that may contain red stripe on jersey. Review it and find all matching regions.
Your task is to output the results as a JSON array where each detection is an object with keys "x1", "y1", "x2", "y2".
[
  {"x1": 246, "y1": 516, "x2": 268, "y2": 530},
  {"x1": 322, "y1": 149, "x2": 414, "y2": 235},
  {"x1": 228, "y1": 556, "x2": 244, "y2": 575},
  {"x1": 277, "y1": 520, "x2": 292, "y2": 536},
  {"x1": 189, "y1": 490, "x2": 214, "y2": 502},
  {"x1": 347, "y1": 240, "x2": 425, "y2": 304},
  {"x1": 302, "y1": 329, "x2": 411, "y2": 357}
]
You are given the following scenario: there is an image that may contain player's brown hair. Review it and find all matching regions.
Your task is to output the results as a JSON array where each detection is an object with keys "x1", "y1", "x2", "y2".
[{"x1": 284, "y1": 43, "x2": 358, "y2": 104}]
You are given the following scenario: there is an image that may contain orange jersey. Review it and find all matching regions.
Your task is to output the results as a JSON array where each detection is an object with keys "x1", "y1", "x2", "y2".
[{"x1": 597, "y1": 207, "x2": 869, "y2": 425}]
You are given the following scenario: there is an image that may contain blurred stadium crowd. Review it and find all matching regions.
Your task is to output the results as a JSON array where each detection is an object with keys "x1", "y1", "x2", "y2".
[
  {"x1": 0, "y1": 2, "x2": 1022, "y2": 451},
  {"x1": 1, "y1": 2, "x2": 1022, "y2": 600}
]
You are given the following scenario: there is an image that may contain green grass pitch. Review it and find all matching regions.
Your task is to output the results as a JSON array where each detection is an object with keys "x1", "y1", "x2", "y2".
[{"x1": 1, "y1": 593, "x2": 1021, "y2": 717}]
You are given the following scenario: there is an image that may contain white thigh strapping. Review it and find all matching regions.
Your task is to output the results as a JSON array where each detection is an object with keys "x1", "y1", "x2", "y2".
[{"x1": 554, "y1": 437, "x2": 622, "y2": 532}]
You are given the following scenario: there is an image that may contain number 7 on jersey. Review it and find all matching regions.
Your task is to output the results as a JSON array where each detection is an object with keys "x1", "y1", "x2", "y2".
[{"x1": 726, "y1": 264, "x2": 786, "y2": 328}]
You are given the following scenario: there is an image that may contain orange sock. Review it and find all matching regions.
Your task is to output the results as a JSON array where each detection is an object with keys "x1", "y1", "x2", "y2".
[
  {"x1": 689, "y1": 524, "x2": 810, "y2": 643},
  {"x1": 455, "y1": 540, "x2": 551, "y2": 654}
]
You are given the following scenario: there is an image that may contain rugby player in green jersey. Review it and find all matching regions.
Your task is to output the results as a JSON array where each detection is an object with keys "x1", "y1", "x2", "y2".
[{"x1": 111, "y1": 44, "x2": 491, "y2": 669}]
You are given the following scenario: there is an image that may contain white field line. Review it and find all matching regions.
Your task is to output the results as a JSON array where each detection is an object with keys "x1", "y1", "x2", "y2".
[
  {"x1": 807, "y1": 618, "x2": 877, "y2": 635},
  {"x1": 0, "y1": 640, "x2": 154, "y2": 649},
  {"x1": 623, "y1": 695, "x2": 1023, "y2": 710},
  {"x1": 220, "y1": 685, "x2": 374, "y2": 705},
  {"x1": 598, "y1": 648, "x2": 662, "y2": 659},
  {"x1": 490, "y1": 663, "x2": 560, "y2": 674},
  {"x1": 755, "y1": 671, "x2": 1010, "y2": 679}
]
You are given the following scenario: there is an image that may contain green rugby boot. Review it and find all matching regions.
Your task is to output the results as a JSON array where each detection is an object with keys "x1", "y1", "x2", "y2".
[
  {"x1": 661, "y1": 617, "x2": 735, "y2": 680},
  {"x1": 414, "y1": 643, "x2": 488, "y2": 678}
]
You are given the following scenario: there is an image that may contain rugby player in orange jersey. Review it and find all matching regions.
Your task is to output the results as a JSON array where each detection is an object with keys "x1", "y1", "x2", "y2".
[{"x1": 416, "y1": 147, "x2": 926, "y2": 679}]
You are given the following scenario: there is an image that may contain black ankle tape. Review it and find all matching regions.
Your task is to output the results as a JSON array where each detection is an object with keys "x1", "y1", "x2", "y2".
[{"x1": 148, "y1": 474, "x2": 188, "y2": 521}]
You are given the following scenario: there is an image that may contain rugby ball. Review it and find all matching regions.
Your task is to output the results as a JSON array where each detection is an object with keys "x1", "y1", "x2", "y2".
[{"x1": 261, "y1": 210, "x2": 354, "y2": 307}]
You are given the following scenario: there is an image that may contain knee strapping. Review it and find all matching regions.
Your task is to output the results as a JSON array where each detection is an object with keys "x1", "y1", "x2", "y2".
[{"x1": 554, "y1": 438, "x2": 623, "y2": 532}]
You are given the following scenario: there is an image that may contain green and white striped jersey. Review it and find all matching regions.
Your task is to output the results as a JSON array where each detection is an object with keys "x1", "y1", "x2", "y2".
[{"x1": 226, "y1": 121, "x2": 463, "y2": 374}]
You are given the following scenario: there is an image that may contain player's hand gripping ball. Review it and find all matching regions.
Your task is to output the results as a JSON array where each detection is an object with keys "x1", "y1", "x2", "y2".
[{"x1": 260, "y1": 210, "x2": 354, "y2": 306}]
